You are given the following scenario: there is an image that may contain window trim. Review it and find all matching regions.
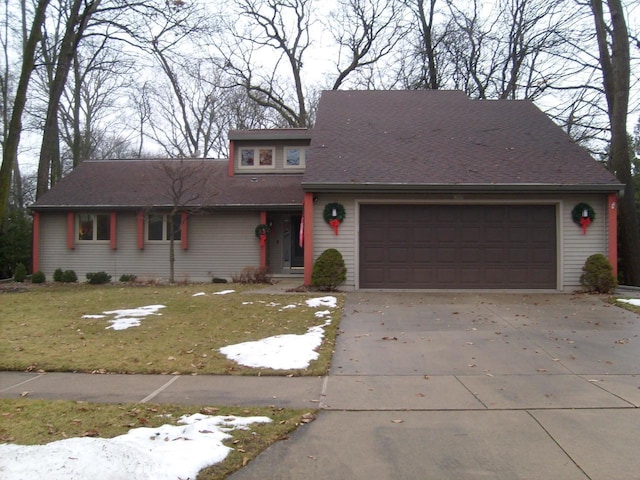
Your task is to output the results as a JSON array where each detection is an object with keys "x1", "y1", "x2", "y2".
[
  {"x1": 283, "y1": 146, "x2": 307, "y2": 169},
  {"x1": 237, "y1": 146, "x2": 276, "y2": 170},
  {"x1": 76, "y1": 213, "x2": 111, "y2": 243},
  {"x1": 146, "y1": 213, "x2": 182, "y2": 243}
]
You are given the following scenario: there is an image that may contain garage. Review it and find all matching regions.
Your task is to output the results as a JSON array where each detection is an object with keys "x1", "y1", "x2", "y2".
[{"x1": 359, "y1": 204, "x2": 557, "y2": 289}]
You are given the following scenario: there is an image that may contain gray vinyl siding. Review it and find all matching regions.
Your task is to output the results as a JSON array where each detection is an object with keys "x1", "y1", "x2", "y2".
[
  {"x1": 312, "y1": 195, "x2": 358, "y2": 288},
  {"x1": 310, "y1": 192, "x2": 611, "y2": 291},
  {"x1": 560, "y1": 195, "x2": 608, "y2": 288},
  {"x1": 38, "y1": 211, "x2": 262, "y2": 282}
]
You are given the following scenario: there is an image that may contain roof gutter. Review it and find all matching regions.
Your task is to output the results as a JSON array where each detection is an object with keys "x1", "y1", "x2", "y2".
[{"x1": 301, "y1": 182, "x2": 624, "y2": 194}]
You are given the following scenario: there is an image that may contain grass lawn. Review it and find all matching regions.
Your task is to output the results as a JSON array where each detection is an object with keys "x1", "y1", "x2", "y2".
[
  {"x1": 0, "y1": 398, "x2": 315, "y2": 480},
  {"x1": 0, "y1": 283, "x2": 343, "y2": 376},
  {"x1": 0, "y1": 282, "x2": 338, "y2": 477}
]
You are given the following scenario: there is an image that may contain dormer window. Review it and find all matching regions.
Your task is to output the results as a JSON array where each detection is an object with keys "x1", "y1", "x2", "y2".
[
  {"x1": 284, "y1": 147, "x2": 308, "y2": 168},
  {"x1": 239, "y1": 147, "x2": 275, "y2": 169}
]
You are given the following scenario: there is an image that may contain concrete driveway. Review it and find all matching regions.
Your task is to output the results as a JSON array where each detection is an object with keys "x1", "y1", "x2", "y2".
[{"x1": 231, "y1": 292, "x2": 640, "y2": 480}]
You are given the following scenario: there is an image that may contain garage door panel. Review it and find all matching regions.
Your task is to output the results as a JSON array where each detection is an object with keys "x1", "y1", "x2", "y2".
[{"x1": 359, "y1": 204, "x2": 556, "y2": 289}]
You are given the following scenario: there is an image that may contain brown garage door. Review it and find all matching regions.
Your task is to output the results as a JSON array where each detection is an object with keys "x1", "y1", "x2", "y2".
[{"x1": 359, "y1": 204, "x2": 556, "y2": 289}]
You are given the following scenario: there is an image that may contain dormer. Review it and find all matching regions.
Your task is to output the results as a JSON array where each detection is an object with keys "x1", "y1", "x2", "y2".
[{"x1": 228, "y1": 128, "x2": 311, "y2": 176}]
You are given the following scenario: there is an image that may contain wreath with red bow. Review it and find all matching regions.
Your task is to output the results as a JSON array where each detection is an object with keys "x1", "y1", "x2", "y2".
[
  {"x1": 323, "y1": 202, "x2": 346, "y2": 235},
  {"x1": 255, "y1": 223, "x2": 270, "y2": 247},
  {"x1": 571, "y1": 203, "x2": 595, "y2": 235}
]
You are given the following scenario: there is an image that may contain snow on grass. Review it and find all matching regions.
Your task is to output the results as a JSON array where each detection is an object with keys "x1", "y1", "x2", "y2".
[
  {"x1": 82, "y1": 305, "x2": 166, "y2": 330},
  {"x1": 0, "y1": 414, "x2": 271, "y2": 480},
  {"x1": 220, "y1": 296, "x2": 338, "y2": 370},
  {"x1": 214, "y1": 290, "x2": 236, "y2": 295},
  {"x1": 617, "y1": 298, "x2": 640, "y2": 307}
]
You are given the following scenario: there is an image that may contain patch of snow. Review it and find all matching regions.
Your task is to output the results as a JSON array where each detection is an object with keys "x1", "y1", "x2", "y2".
[
  {"x1": 192, "y1": 292, "x2": 206, "y2": 297},
  {"x1": 220, "y1": 321, "x2": 331, "y2": 370},
  {"x1": 306, "y1": 296, "x2": 337, "y2": 308},
  {"x1": 280, "y1": 304, "x2": 297, "y2": 310},
  {"x1": 214, "y1": 290, "x2": 235, "y2": 295},
  {"x1": 84, "y1": 305, "x2": 166, "y2": 331},
  {"x1": 617, "y1": 298, "x2": 640, "y2": 307},
  {"x1": 0, "y1": 414, "x2": 271, "y2": 480},
  {"x1": 315, "y1": 310, "x2": 331, "y2": 318}
]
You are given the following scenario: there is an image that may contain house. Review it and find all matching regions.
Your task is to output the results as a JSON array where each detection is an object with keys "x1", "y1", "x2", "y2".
[{"x1": 31, "y1": 90, "x2": 622, "y2": 290}]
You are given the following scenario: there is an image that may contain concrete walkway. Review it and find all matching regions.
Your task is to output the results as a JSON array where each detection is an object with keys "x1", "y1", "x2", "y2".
[{"x1": 2, "y1": 290, "x2": 640, "y2": 479}]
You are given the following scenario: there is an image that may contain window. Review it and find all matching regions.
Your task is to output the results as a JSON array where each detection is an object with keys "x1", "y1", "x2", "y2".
[
  {"x1": 239, "y1": 147, "x2": 274, "y2": 168},
  {"x1": 78, "y1": 213, "x2": 110, "y2": 241},
  {"x1": 284, "y1": 147, "x2": 308, "y2": 168},
  {"x1": 147, "y1": 214, "x2": 181, "y2": 241}
]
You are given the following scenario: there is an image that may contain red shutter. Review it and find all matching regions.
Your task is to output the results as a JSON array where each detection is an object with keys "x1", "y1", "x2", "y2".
[{"x1": 181, "y1": 212, "x2": 188, "y2": 250}]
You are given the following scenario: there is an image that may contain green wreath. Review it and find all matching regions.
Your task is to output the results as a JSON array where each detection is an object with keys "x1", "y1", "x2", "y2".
[
  {"x1": 323, "y1": 203, "x2": 346, "y2": 224},
  {"x1": 254, "y1": 223, "x2": 270, "y2": 238},
  {"x1": 571, "y1": 203, "x2": 595, "y2": 225}
]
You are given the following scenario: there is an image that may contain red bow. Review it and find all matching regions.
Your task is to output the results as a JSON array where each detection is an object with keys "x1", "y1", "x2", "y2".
[{"x1": 329, "y1": 218, "x2": 341, "y2": 235}]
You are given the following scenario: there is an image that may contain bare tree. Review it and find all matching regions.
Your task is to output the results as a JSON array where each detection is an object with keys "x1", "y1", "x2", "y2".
[
  {"x1": 219, "y1": 0, "x2": 314, "y2": 127},
  {"x1": 58, "y1": 35, "x2": 135, "y2": 169},
  {"x1": 400, "y1": 0, "x2": 444, "y2": 89},
  {"x1": 0, "y1": 0, "x2": 51, "y2": 225},
  {"x1": 590, "y1": 0, "x2": 640, "y2": 285},
  {"x1": 36, "y1": 0, "x2": 102, "y2": 199},
  {"x1": 153, "y1": 159, "x2": 215, "y2": 283},
  {"x1": 327, "y1": 0, "x2": 405, "y2": 90}
]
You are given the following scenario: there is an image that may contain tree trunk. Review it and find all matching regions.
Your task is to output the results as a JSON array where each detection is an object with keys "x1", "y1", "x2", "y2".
[
  {"x1": 0, "y1": 0, "x2": 51, "y2": 224},
  {"x1": 591, "y1": 0, "x2": 640, "y2": 285},
  {"x1": 36, "y1": 0, "x2": 101, "y2": 199}
]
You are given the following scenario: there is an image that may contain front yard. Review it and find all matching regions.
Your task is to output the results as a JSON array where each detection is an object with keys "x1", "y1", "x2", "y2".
[
  {"x1": 0, "y1": 282, "x2": 340, "y2": 479},
  {"x1": 0, "y1": 282, "x2": 342, "y2": 376}
]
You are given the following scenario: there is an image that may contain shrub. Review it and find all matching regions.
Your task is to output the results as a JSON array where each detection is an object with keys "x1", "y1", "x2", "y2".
[
  {"x1": 580, "y1": 254, "x2": 617, "y2": 294},
  {"x1": 312, "y1": 248, "x2": 346, "y2": 291},
  {"x1": 231, "y1": 266, "x2": 272, "y2": 284},
  {"x1": 119, "y1": 274, "x2": 137, "y2": 283},
  {"x1": 31, "y1": 271, "x2": 46, "y2": 284},
  {"x1": 53, "y1": 268, "x2": 64, "y2": 282},
  {"x1": 61, "y1": 270, "x2": 78, "y2": 283},
  {"x1": 13, "y1": 263, "x2": 27, "y2": 283},
  {"x1": 212, "y1": 277, "x2": 228, "y2": 284},
  {"x1": 86, "y1": 271, "x2": 111, "y2": 285}
]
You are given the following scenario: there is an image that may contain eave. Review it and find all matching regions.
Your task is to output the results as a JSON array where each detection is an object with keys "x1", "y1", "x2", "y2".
[{"x1": 301, "y1": 182, "x2": 625, "y2": 194}]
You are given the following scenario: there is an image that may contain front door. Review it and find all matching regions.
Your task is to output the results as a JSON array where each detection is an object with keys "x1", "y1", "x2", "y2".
[
  {"x1": 290, "y1": 214, "x2": 304, "y2": 268},
  {"x1": 272, "y1": 213, "x2": 304, "y2": 273}
]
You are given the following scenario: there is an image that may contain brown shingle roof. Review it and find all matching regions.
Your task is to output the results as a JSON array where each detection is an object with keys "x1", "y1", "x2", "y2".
[
  {"x1": 32, "y1": 159, "x2": 303, "y2": 210},
  {"x1": 303, "y1": 90, "x2": 621, "y2": 192}
]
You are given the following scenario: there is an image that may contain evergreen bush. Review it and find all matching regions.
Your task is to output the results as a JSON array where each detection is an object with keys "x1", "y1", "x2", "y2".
[
  {"x1": 580, "y1": 254, "x2": 617, "y2": 294},
  {"x1": 311, "y1": 248, "x2": 346, "y2": 291},
  {"x1": 61, "y1": 270, "x2": 78, "y2": 283},
  {"x1": 13, "y1": 263, "x2": 27, "y2": 282},
  {"x1": 31, "y1": 271, "x2": 46, "y2": 284},
  {"x1": 119, "y1": 274, "x2": 137, "y2": 283},
  {"x1": 53, "y1": 268, "x2": 64, "y2": 282},
  {"x1": 86, "y1": 271, "x2": 111, "y2": 285}
]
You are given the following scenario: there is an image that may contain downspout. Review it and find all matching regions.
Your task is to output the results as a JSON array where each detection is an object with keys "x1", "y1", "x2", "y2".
[
  {"x1": 303, "y1": 192, "x2": 314, "y2": 286},
  {"x1": 608, "y1": 193, "x2": 618, "y2": 278}
]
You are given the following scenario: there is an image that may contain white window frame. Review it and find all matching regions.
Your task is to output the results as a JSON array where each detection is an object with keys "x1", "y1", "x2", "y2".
[
  {"x1": 237, "y1": 146, "x2": 276, "y2": 169},
  {"x1": 146, "y1": 214, "x2": 182, "y2": 242},
  {"x1": 77, "y1": 213, "x2": 110, "y2": 242},
  {"x1": 284, "y1": 147, "x2": 308, "y2": 168}
]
